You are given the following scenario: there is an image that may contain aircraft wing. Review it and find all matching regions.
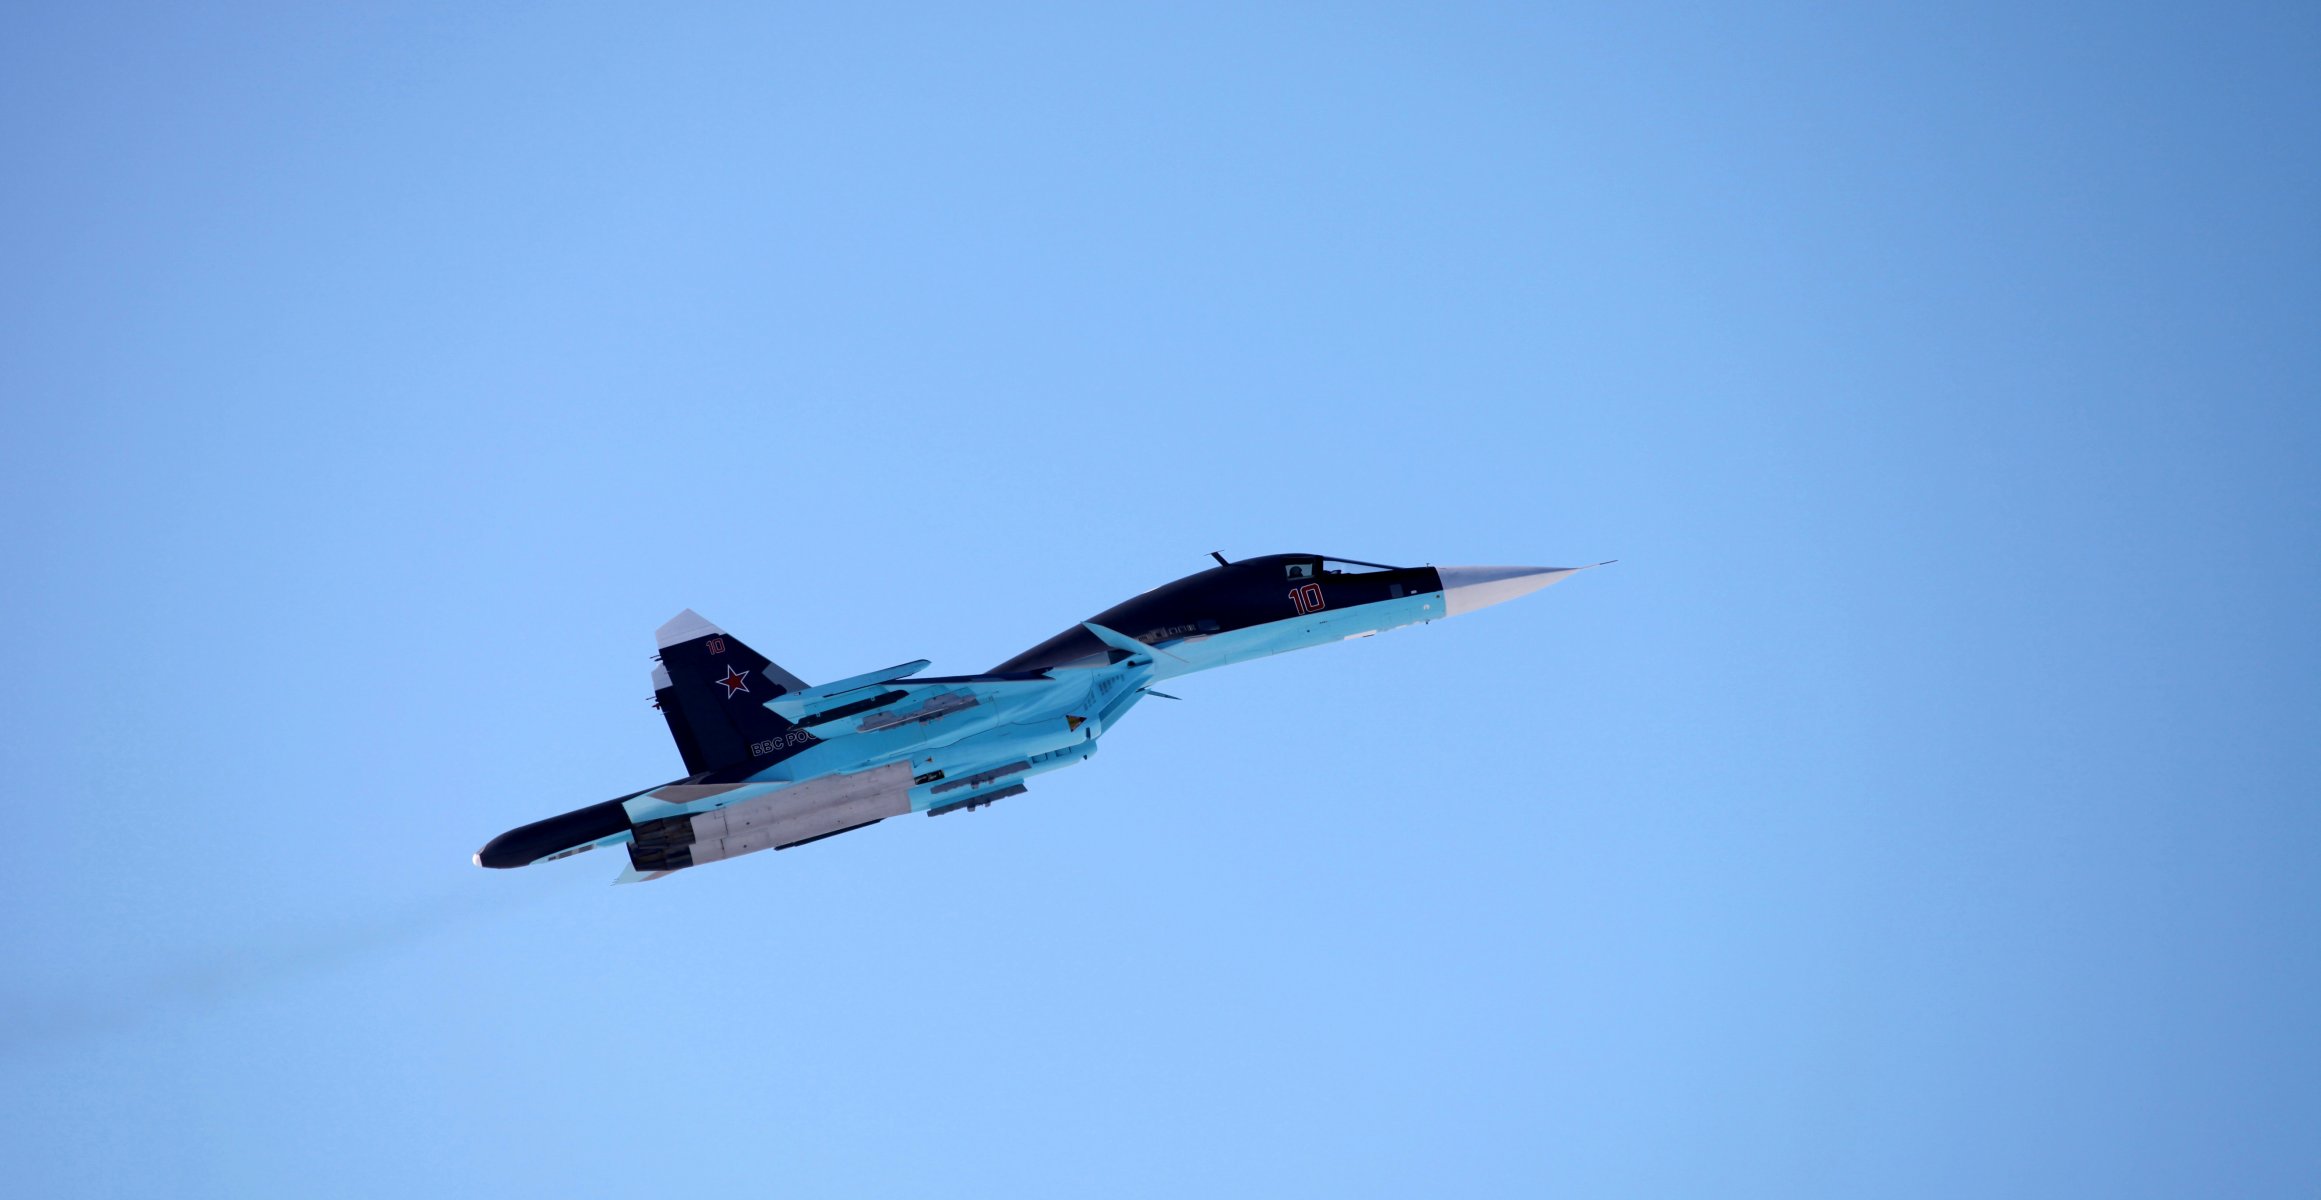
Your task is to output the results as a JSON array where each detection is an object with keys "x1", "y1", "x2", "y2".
[
  {"x1": 767, "y1": 626, "x2": 1162, "y2": 739},
  {"x1": 764, "y1": 669, "x2": 1063, "y2": 735}
]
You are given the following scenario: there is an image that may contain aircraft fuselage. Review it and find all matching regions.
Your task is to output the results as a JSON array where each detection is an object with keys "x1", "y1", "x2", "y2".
[{"x1": 476, "y1": 554, "x2": 1589, "y2": 879}]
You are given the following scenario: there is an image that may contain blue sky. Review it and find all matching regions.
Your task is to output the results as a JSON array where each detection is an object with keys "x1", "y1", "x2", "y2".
[{"x1": 3, "y1": 3, "x2": 2316, "y2": 1196}]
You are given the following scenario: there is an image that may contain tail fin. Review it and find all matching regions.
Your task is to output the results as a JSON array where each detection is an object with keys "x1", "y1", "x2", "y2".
[{"x1": 651, "y1": 609, "x2": 818, "y2": 776}]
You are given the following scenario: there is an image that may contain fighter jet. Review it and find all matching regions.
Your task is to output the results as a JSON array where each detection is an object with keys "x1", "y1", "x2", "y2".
[{"x1": 476, "y1": 553, "x2": 1602, "y2": 881}]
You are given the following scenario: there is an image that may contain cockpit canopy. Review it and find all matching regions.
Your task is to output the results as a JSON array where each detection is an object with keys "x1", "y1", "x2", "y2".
[
  {"x1": 992, "y1": 552, "x2": 1424, "y2": 674},
  {"x1": 1282, "y1": 557, "x2": 1398, "y2": 580}
]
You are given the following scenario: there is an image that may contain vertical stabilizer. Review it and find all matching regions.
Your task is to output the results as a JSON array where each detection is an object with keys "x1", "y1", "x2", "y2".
[{"x1": 651, "y1": 610, "x2": 816, "y2": 776}]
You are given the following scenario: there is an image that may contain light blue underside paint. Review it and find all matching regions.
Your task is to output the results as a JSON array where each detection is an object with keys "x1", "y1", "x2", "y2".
[
  {"x1": 1149, "y1": 589, "x2": 1446, "y2": 678},
  {"x1": 581, "y1": 590, "x2": 1449, "y2": 854}
]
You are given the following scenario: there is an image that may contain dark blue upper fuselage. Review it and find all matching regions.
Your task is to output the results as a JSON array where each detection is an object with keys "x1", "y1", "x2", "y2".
[{"x1": 993, "y1": 554, "x2": 1444, "y2": 673}]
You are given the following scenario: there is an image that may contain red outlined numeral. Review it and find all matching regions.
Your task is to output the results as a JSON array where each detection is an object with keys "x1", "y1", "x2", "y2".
[{"x1": 1289, "y1": 582, "x2": 1326, "y2": 615}]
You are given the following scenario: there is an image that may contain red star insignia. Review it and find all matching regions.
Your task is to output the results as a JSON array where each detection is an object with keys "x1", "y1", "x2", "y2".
[{"x1": 716, "y1": 666, "x2": 751, "y2": 697}]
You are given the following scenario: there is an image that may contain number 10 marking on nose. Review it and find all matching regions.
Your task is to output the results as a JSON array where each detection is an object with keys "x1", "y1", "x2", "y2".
[{"x1": 1289, "y1": 582, "x2": 1326, "y2": 615}]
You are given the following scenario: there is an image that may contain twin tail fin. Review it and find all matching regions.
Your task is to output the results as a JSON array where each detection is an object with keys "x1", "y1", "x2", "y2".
[{"x1": 652, "y1": 609, "x2": 816, "y2": 776}]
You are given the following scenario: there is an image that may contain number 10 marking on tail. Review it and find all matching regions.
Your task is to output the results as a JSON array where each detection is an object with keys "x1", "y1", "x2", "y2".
[{"x1": 1290, "y1": 582, "x2": 1326, "y2": 615}]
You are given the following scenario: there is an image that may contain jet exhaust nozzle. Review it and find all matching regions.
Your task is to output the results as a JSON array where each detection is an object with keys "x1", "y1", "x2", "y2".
[{"x1": 623, "y1": 762, "x2": 919, "y2": 874}]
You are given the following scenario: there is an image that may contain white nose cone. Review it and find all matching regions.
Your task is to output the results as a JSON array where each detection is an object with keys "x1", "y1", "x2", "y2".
[{"x1": 1438, "y1": 565, "x2": 1586, "y2": 616}]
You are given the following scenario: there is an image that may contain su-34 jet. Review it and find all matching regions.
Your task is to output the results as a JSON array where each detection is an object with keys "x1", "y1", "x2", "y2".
[{"x1": 476, "y1": 553, "x2": 1604, "y2": 882}]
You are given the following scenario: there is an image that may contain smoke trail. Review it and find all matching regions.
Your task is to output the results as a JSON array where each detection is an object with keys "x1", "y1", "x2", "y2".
[{"x1": 0, "y1": 878, "x2": 582, "y2": 1051}]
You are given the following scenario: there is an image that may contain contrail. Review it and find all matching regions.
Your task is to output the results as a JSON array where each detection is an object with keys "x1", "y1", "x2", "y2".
[{"x1": 0, "y1": 878, "x2": 582, "y2": 1051}]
